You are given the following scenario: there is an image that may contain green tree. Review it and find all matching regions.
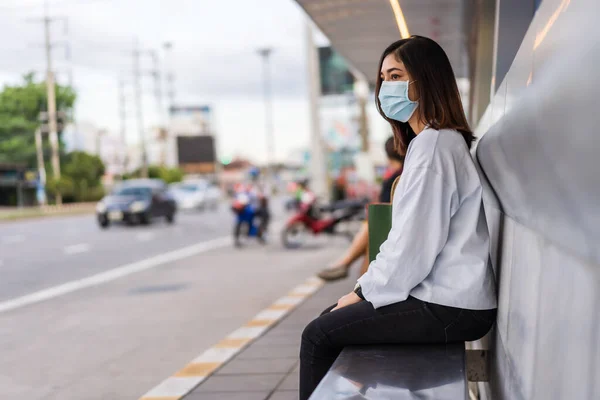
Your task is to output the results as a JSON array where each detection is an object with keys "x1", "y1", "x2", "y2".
[
  {"x1": 125, "y1": 165, "x2": 184, "y2": 184},
  {"x1": 0, "y1": 73, "x2": 76, "y2": 168},
  {"x1": 62, "y1": 151, "x2": 105, "y2": 202},
  {"x1": 147, "y1": 165, "x2": 183, "y2": 184},
  {"x1": 45, "y1": 151, "x2": 105, "y2": 203}
]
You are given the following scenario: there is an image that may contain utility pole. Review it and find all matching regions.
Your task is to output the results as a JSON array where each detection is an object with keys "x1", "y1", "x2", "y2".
[
  {"x1": 43, "y1": 0, "x2": 62, "y2": 204},
  {"x1": 163, "y1": 42, "x2": 176, "y2": 168},
  {"x1": 118, "y1": 78, "x2": 128, "y2": 174},
  {"x1": 163, "y1": 42, "x2": 175, "y2": 114},
  {"x1": 34, "y1": 127, "x2": 47, "y2": 205},
  {"x1": 257, "y1": 47, "x2": 275, "y2": 189},
  {"x1": 148, "y1": 51, "x2": 164, "y2": 121},
  {"x1": 305, "y1": 22, "x2": 329, "y2": 199},
  {"x1": 148, "y1": 50, "x2": 168, "y2": 166},
  {"x1": 133, "y1": 38, "x2": 148, "y2": 178},
  {"x1": 354, "y1": 78, "x2": 370, "y2": 152}
]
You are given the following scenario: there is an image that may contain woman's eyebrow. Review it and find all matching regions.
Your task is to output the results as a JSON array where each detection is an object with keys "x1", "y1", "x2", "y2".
[{"x1": 386, "y1": 67, "x2": 403, "y2": 73}]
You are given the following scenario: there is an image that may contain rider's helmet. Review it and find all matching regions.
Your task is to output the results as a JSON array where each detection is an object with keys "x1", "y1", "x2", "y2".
[{"x1": 297, "y1": 178, "x2": 310, "y2": 190}]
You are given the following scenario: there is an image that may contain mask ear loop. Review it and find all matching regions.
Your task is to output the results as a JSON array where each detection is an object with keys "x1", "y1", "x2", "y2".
[{"x1": 406, "y1": 80, "x2": 418, "y2": 102}]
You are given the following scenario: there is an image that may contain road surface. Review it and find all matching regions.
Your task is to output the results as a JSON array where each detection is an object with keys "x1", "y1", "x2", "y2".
[{"x1": 0, "y1": 203, "x2": 349, "y2": 399}]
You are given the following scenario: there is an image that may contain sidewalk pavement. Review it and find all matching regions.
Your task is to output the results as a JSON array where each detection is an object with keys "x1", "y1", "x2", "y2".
[
  {"x1": 184, "y1": 278, "x2": 352, "y2": 400},
  {"x1": 0, "y1": 202, "x2": 95, "y2": 222}
]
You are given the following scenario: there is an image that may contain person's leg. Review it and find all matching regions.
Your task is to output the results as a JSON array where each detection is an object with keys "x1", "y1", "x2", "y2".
[
  {"x1": 299, "y1": 298, "x2": 495, "y2": 400},
  {"x1": 257, "y1": 208, "x2": 270, "y2": 239},
  {"x1": 358, "y1": 248, "x2": 370, "y2": 277},
  {"x1": 318, "y1": 222, "x2": 368, "y2": 281}
]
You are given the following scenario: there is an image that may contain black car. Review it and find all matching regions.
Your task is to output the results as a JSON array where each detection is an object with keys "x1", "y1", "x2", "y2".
[{"x1": 96, "y1": 179, "x2": 177, "y2": 228}]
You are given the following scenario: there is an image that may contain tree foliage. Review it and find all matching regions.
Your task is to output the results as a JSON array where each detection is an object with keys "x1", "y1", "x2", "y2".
[
  {"x1": 46, "y1": 151, "x2": 106, "y2": 203},
  {"x1": 124, "y1": 165, "x2": 184, "y2": 184},
  {"x1": 148, "y1": 165, "x2": 184, "y2": 184},
  {"x1": 0, "y1": 73, "x2": 76, "y2": 168}
]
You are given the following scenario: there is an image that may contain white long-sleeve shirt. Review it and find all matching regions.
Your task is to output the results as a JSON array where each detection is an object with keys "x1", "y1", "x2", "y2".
[{"x1": 358, "y1": 128, "x2": 497, "y2": 310}]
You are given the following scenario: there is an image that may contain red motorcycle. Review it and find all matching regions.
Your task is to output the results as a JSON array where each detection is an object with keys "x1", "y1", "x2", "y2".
[{"x1": 281, "y1": 191, "x2": 366, "y2": 249}]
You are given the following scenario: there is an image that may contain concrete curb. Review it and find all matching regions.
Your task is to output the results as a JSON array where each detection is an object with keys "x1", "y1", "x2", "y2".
[{"x1": 138, "y1": 276, "x2": 325, "y2": 400}]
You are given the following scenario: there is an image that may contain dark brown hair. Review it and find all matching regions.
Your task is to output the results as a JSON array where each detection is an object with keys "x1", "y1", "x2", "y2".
[
  {"x1": 375, "y1": 36, "x2": 474, "y2": 153},
  {"x1": 385, "y1": 136, "x2": 404, "y2": 162}
]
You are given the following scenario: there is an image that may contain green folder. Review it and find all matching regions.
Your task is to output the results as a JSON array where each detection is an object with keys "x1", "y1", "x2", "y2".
[{"x1": 368, "y1": 203, "x2": 393, "y2": 263}]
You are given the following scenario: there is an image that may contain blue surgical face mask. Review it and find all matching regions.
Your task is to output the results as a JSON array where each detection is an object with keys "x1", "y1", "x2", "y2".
[{"x1": 378, "y1": 80, "x2": 418, "y2": 122}]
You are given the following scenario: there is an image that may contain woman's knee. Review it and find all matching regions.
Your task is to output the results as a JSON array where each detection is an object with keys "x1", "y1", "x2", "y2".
[
  {"x1": 319, "y1": 304, "x2": 336, "y2": 317},
  {"x1": 302, "y1": 317, "x2": 323, "y2": 346}
]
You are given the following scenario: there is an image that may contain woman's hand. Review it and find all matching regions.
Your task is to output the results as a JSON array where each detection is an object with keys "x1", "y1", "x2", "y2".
[{"x1": 331, "y1": 291, "x2": 362, "y2": 311}]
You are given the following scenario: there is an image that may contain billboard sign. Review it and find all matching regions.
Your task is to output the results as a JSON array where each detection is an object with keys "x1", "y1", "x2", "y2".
[
  {"x1": 176, "y1": 135, "x2": 216, "y2": 174},
  {"x1": 170, "y1": 105, "x2": 212, "y2": 135},
  {"x1": 318, "y1": 47, "x2": 355, "y2": 96}
]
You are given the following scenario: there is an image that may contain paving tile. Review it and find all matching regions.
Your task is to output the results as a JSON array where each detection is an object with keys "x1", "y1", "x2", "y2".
[
  {"x1": 252, "y1": 331, "x2": 301, "y2": 345},
  {"x1": 263, "y1": 326, "x2": 305, "y2": 336},
  {"x1": 192, "y1": 374, "x2": 285, "y2": 393},
  {"x1": 216, "y1": 358, "x2": 297, "y2": 375},
  {"x1": 238, "y1": 345, "x2": 299, "y2": 359},
  {"x1": 185, "y1": 391, "x2": 270, "y2": 400},
  {"x1": 188, "y1": 280, "x2": 349, "y2": 396},
  {"x1": 269, "y1": 390, "x2": 299, "y2": 400},
  {"x1": 251, "y1": 337, "x2": 301, "y2": 347},
  {"x1": 277, "y1": 373, "x2": 299, "y2": 391}
]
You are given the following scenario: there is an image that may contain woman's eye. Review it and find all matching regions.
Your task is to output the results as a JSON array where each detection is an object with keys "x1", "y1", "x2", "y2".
[{"x1": 391, "y1": 74, "x2": 400, "y2": 80}]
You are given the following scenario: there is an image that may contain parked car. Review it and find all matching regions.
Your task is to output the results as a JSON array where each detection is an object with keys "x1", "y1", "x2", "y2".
[
  {"x1": 96, "y1": 179, "x2": 176, "y2": 228},
  {"x1": 170, "y1": 180, "x2": 221, "y2": 211}
]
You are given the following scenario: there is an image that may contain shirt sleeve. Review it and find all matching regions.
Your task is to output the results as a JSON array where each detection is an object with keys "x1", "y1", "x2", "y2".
[{"x1": 358, "y1": 166, "x2": 456, "y2": 309}]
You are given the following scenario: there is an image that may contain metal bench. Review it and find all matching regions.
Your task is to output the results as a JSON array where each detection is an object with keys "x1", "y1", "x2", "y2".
[{"x1": 309, "y1": 343, "x2": 467, "y2": 399}]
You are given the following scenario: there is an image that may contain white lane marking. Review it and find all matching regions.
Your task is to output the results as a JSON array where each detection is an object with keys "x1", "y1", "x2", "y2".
[
  {"x1": 141, "y1": 376, "x2": 206, "y2": 398},
  {"x1": 63, "y1": 243, "x2": 91, "y2": 255},
  {"x1": 0, "y1": 236, "x2": 230, "y2": 314},
  {"x1": 2, "y1": 234, "x2": 25, "y2": 244},
  {"x1": 136, "y1": 232, "x2": 155, "y2": 242}
]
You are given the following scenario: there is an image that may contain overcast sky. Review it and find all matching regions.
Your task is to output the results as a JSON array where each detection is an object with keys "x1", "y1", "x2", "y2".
[{"x1": 0, "y1": 0, "x2": 331, "y2": 162}]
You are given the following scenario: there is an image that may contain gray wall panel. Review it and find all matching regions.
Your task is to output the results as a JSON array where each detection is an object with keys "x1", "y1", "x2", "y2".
[
  {"x1": 505, "y1": 221, "x2": 542, "y2": 400},
  {"x1": 492, "y1": 0, "x2": 536, "y2": 91},
  {"x1": 472, "y1": 0, "x2": 600, "y2": 398}
]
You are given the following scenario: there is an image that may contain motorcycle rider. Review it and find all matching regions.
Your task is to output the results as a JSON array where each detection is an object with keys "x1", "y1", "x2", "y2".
[{"x1": 248, "y1": 168, "x2": 270, "y2": 243}]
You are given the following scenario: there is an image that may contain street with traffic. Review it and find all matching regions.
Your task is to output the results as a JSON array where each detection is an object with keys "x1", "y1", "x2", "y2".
[{"x1": 0, "y1": 201, "x2": 351, "y2": 399}]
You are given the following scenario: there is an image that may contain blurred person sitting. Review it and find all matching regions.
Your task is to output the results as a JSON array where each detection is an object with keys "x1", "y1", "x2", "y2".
[
  {"x1": 288, "y1": 178, "x2": 312, "y2": 211},
  {"x1": 318, "y1": 136, "x2": 404, "y2": 281},
  {"x1": 332, "y1": 171, "x2": 348, "y2": 202}
]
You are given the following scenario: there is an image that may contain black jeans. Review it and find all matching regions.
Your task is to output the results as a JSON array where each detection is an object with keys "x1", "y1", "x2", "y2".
[{"x1": 299, "y1": 296, "x2": 496, "y2": 400}]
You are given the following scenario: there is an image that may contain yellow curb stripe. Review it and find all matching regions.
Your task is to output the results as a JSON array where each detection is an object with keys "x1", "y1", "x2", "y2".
[
  {"x1": 287, "y1": 293, "x2": 309, "y2": 298},
  {"x1": 138, "y1": 276, "x2": 323, "y2": 400},
  {"x1": 174, "y1": 362, "x2": 220, "y2": 377},
  {"x1": 140, "y1": 397, "x2": 180, "y2": 400},
  {"x1": 214, "y1": 338, "x2": 252, "y2": 348},
  {"x1": 268, "y1": 303, "x2": 295, "y2": 311},
  {"x1": 245, "y1": 319, "x2": 276, "y2": 327}
]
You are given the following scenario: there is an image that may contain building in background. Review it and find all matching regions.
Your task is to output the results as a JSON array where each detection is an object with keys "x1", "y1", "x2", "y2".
[{"x1": 62, "y1": 121, "x2": 126, "y2": 182}]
